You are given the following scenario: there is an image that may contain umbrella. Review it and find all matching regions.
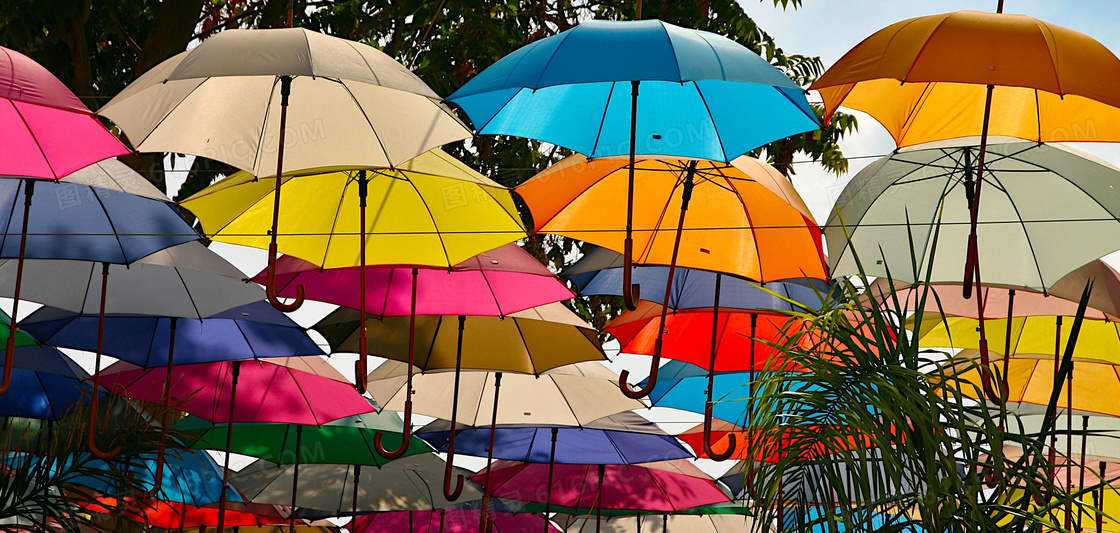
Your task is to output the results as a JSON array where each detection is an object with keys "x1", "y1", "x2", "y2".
[
  {"x1": 0, "y1": 346, "x2": 97, "y2": 421},
  {"x1": 81, "y1": 499, "x2": 288, "y2": 531},
  {"x1": 316, "y1": 302, "x2": 606, "y2": 467},
  {"x1": 100, "y1": 27, "x2": 472, "y2": 314},
  {"x1": 418, "y1": 411, "x2": 692, "y2": 528},
  {"x1": 562, "y1": 514, "x2": 761, "y2": 533},
  {"x1": 351, "y1": 509, "x2": 560, "y2": 533},
  {"x1": 230, "y1": 454, "x2": 482, "y2": 516},
  {"x1": 181, "y1": 153, "x2": 528, "y2": 405},
  {"x1": 175, "y1": 398, "x2": 432, "y2": 531},
  {"x1": 516, "y1": 154, "x2": 824, "y2": 400},
  {"x1": 0, "y1": 46, "x2": 130, "y2": 179},
  {"x1": 473, "y1": 459, "x2": 730, "y2": 531},
  {"x1": 826, "y1": 138, "x2": 1120, "y2": 402},
  {"x1": 366, "y1": 360, "x2": 645, "y2": 529},
  {"x1": 448, "y1": 19, "x2": 820, "y2": 315},
  {"x1": 563, "y1": 245, "x2": 832, "y2": 312},
  {"x1": 97, "y1": 356, "x2": 373, "y2": 526},
  {"x1": 73, "y1": 449, "x2": 241, "y2": 507}
]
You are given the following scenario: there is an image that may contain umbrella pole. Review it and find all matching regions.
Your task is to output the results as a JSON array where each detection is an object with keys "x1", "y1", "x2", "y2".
[
  {"x1": 1098, "y1": 461, "x2": 1106, "y2": 533},
  {"x1": 350, "y1": 463, "x2": 361, "y2": 527},
  {"x1": 479, "y1": 371, "x2": 503, "y2": 533},
  {"x1": 622, "y1": 80, "x2": 641, "y2": 311},
  {"x1": 356, "y1": 170, "x2": 369, "y2": 394},
  {"x1": 595, "y1": 464, "x2": 605, "y2": 533},
  {"x1": 375, "y1": 267, "x2": 419, "y2": 459},
  {"x1": 216, "y1": 360, "x2": 242, "y2": 533},
  {"x1": 87, "y1": 262, "x2": 123, "y2": 459},
  {"x1": 142, "y1": 317, "x2": 178, "y2": 499},
  {"x1": 1078, "y1": 415, "x2": 1089, "y2": 531},
  {"x1": 747, "y1": 312, "x2": 758, "y2": 498},
  {"x1": 1000, "y1": 289, "x2": 1015, "y2": 431},
  {"x1": 1066, "y1": 364, "x2": 1074, "y2": 530},
  {"x1": 703, "y1": 273, "x2": 734, "y2": 461},
  {"x1": 289, "y1": 424, "x2": 303, "y2": 533},
  {"x1": 962, "y1": 90, "x2": 1001, "y2": 407},
  {"x1": 442, "y1": 315, "x2": 466, "y2": 500},
  {"x1": 264, "y1": 75, "x2": 305, "y2": 313},
  {"x1": 1049, "y1": 317, "x2": 1062, "y2": 487},
  {"x1": 0, "y1": 180, "x2": 33, "y2": 395},
  {"x1": 543, "y1": 426, "x2": 558, "y2": 533},
  {"x1": 619, "y1": 161, "x2": 698, "y2": 399}
]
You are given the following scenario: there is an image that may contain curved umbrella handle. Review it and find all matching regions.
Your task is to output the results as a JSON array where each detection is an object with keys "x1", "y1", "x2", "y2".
[
  {"x1": 266, "y1": 243, "x2": 305, "y2": 312},
  {"x1": 618, "y1": 352, "x2": 659, "y2": 399},
  {"x1": 702, "y1": 403, "x2": 735, "y2": 461},
  {"x1": 86, "y1": 393, "x2": 123, "y2": 460},
  {"x1": 373, "y1": 399, "x2": 411, "y2": 459},
  {"x1": 443, "y1": 459, "x2": 465, "y2": 501}
]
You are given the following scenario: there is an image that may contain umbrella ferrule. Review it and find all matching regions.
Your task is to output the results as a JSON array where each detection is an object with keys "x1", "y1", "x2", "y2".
[
  {"x1": 279, "y1": 75, "x2": 292, "y2": 106},
  {"x1": 357, "y1": 170, "x2": 368, "y2": 207},
  {"x1": 22, "y1": 179, "x2": 34, "y2": 206}
]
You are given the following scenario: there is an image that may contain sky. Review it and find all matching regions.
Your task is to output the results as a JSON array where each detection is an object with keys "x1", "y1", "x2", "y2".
[{"x1": 77, "y1": 1, "x2": 1120, "y2": 480}]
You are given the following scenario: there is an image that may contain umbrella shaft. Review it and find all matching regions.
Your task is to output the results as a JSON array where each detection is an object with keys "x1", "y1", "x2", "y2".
[
  {"x1": 216, "y1": 361, "x2": 242, "y2": 533},
  {"x1": 479, "y1": 372, "x2": 503, "y2": 533}
]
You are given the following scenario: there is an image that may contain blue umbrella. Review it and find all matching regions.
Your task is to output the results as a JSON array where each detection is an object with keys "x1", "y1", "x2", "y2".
[
  {"x1": 564, "y1": 245, "x2": 832, "y2": 311},
  {"x1": 641, "y1": 361, "x2": 755, "y2": 425},
  {"x1": 20, "y1": 300, "x2": 323, "y2": 367},
  {"x1": 0, "y1": 345, "x2": 99, "y2": 421},
  {"x1": 72, "y1": 449, "x2": 242, "y2": 507},
  {"x1": 448, "y1": 19, "x2": 821, "y2": 313},
  {"x1": 0, "y1": 166, "x2": 198, "y2": 463}
]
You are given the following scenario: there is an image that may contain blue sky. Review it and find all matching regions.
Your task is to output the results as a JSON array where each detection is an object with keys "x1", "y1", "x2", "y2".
[{"x1": 736, "y1": 1, "x2": 1120, "y2": 222}]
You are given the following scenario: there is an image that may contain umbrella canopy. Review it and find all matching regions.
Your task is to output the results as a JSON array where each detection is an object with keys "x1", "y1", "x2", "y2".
[
  {"x1": 563, "y1": 514, "x2": 762, "y2": 533},
  {"x1": 949, "y1": 351, "x2": 1120, "y2": 417},
  {"x1": 517, "y1": 155, "x2": 826, "y2": 283},
  {"x1": 0, "y1": 346, "x2": 97, "y2": 420},
  {"x1": 84, "y1": 499, "x2": 288, "y2": 531},
  {"x1": 917, "y1": 316, "x2": 1120, "y2": 365},
  {"x1": 257, "y1": 242, "x2": 572, "y2": 316},
  {"x1": 174, "y1": 399, "x2": 433, "y2": 467},
  {"x1": 96, "y1": 357, "x2": 371, "y2": 425},
  {"x1": 639, "y1": 361, "x2": 755, "y2": 423},
  {"x1": 230, "y1": 454, "x2": 482, "y2": 515},
  {"x1": 826, "y1": 138, "x2": 1120, "y2": 291},
  {"x1": 607, "y1": 304, "x2": 801, "y2": 373},
  {"x1": 352, "y1": 509, "x2": 560, "y2": 533},
  {"x1": 0, "y1": 241, "x2": 263, "y2": 317},
  {"x1": 0, "y1": 46, "x2": 129, "y2": 179},
  {"x1": 447, "y1": 19, "x2": 819, "y2": 162},
  {"x1": 810, "y1": 10, "x2": 1120, "y2": 147},
  {"x1": 316, "y1": 302, "x2": 605, "y2": 375},
  {"x1": 73, "y1": 449, "x2": 241, "y2": 507},
  {"x1": 179, "y1": 152, "x2": 526, "y2": 270},
  {"x1": 365, "y1": 361, "x2": 645, "y2": 427},
  {"x1": 98, "y1": 27, "x2": 469, "y2": 176},
  {"x1": 416, "y1": 411, "x2": 691, "y2": 465},
  {"x1": 20, "y1": 300, "x2": 321, "y2": 367},
  {"x1": 473, "y1": 459, "x2": 729, "y2": 512},
  {"x1": 564, "y1": 245, "x2": 832, "y2": 312}
]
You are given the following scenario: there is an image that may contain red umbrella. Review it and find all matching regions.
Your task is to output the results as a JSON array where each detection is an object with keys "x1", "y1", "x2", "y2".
[
  {"x1": 351, "y1": 509, "x2": 560, "y2": 533},
  {"x1": 80, "y1": 498, "x2": 287, "y2": 530}
]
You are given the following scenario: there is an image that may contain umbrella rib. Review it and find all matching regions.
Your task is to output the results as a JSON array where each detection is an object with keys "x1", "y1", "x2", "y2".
[
  {"x1": 534, "y1": 159, "x2": 628, "y2": 233},
  {"x1": 470, "y1": 87, "x2": 526, "y2": 135},
  {"x1": 249, "y1": 77, "x2": 281, "y2": 176},
  {"x1": 9, "y1": 101, "x2": 58, "y2": 178},
  {"x1": 550, "y1": 375, "x2": 585, "y2": 428},
  {"x1": 509, "y1": 316, "x2": 535, "y2": 375},
  {"x1": 713, "y1": 167, "x2": 765, "y2": 281},
  {"x1": 317, "y1": 171, "x2": 351, "y2": 269},
  {"x1": 473, "y1": 182, "x2": 532, "y2": 238},
  {"x1": 478, "y1": 267, "x2": 505, "y2": 317},
  {"x1": 130, "y1": 79, "x2": 211, "y2": 153},
  {"x1": 691, "y1": 81, "x2": 729, "y2": 163},
  {"x1": 417, "y1": 315, "x2": 440, "y2": 370},
  {"x1": 230, "y1": 319, "x2": 258, "y2": 358},
  {"x1": 588, "y1": 81, "x2": 616, "y2": 159},
  {"x1": 403, "y1": 176, "x2": 453, "y2": 267},
  {"x1": 897, "y1": 82, "x2": 934, "y2": 144},
  {"x1": 88, "y1": 184, "x2": 131, "y2": 265},
  {"x1": 141, "y1": 317, "x2": 161, "y2": 367},
  {"x1": 171, "y1": 267, "x2": 204, "y2": 320},
  {"x1": 287, "y1": 366, "x2": 324, "y2": 426},
  {"x1": 0, "y1": 180, "x2": 23, "y2": 264},
  {"x1": 338, "y1": 81, "x2": 394, "y2": 168},
  {"x1": 982, "y1": 168, "x2": 1050, "y2": 290},
  {"x1": 635, "y1": 167, "x2": 685, "y2": 265}
]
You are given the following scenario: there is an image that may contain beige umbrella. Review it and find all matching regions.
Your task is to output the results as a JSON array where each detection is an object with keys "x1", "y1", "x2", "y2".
[{"x1": 98, "y1": 27, "x2": 471, "y2": 313}]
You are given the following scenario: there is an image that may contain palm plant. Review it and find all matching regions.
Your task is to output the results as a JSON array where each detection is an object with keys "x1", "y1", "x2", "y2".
[{"x1": 744, "y1": 224, "x2": 1114, "y2": 533}]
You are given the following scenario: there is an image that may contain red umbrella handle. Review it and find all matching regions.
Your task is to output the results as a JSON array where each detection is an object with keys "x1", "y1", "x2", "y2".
[
  {"x1": 442, "y1": 315, "x2": 467, "y2": 500},
  {"x1": 619, "y1": 163, "x2": 697, "y2": 399},
  {"x1": 702, "y1": 402, "x2": 735, "y2": 461},
  {"x1": 355, "y1": 171, "x2": 369, "y2": 394},
  {"x1": 375, "y1": 268, "x2": 420, "y2": 460},
  {"x1": 138, "y1": 318, "x2": 178, "y2": 499},
  {"x1": 703, "y1": 273, "x2": 733, "y2": 461},
  {"x1": 265, "y1": 75, "x2": 304, "y2": 313},
  {"x1": 88, "y1": 263, "x2": 123, "y2": 460}
]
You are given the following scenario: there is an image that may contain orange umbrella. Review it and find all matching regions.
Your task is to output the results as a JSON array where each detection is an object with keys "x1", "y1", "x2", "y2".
[
  {"x1": 517, "y1": 155, "x2": 825, "y2": 400},
  {"x1": 810, "y1": 7, "x2": 1120, "y2": 407}
]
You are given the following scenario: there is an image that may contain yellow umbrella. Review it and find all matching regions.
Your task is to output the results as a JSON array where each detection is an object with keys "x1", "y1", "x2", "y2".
[
  {"x1": 917, "y1": 316, "x2": 1120, "y2": 366},
  {"x1": 180, "y1": 149, "x2": 526, "y2": 422}
]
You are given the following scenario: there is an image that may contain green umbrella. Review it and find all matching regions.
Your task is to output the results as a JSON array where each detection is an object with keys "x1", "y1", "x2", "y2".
[
  {"x1": 0, "y1": 307, "x2": 38, "y2": 349},
  {"x1": 173, "y1": 399, "x2": 432, "y2": 528}
]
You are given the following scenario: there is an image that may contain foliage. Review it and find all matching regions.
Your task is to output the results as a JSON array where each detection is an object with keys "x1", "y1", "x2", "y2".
[
  {"x1": 743, "y1": 227, "x2": 1112, "y2": 532},
  {"x1": 0, "y1": 395, "x2": 190, "y2": 532}
]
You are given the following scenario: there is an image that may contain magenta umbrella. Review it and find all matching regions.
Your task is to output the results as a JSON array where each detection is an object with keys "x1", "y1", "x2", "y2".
[
  {"x1": 351, "y1": 509, "x2": 560, "y2": 533},
  {"x1": 0, "y1": 46, "x2": 130, "y2": 179},
  {"x1": 257, "y1": 243, "x2": 574, "y2": 493},
  {"x1": 95, "y1": 356, "x2": 375, "y2": 530},
  {"x1": 473, "y1": 459, "x2": 730, "y2": 531}
]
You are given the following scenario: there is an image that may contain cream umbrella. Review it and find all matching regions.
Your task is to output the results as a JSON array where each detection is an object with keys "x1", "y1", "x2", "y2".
[{"x1": 98, "y1": 27, "x2": 471, "y2": 313}]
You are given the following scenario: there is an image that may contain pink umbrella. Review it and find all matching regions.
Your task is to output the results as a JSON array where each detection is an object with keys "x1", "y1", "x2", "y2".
[
  {"x1": 351, "y1": 510, "x2": 560, "y2": 533},
  {"x1": 95, "y1": 356, "x2": 374, "y2": 529},
  {"x1": 473, "y1": 459, "x2": 730, "y2": 530},
  {"x1": 257, "y1": 243, "x2": 574, "y2": 493},
  {"x1": 0, "y1": 46, "x2": 130, "y2": 179}
]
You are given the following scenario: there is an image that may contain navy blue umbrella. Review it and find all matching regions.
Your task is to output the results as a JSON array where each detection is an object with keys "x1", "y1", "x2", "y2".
[
  {"x1": 564, "y1": 245, "x2": 832, "y2": 312},
  {"x1": 21, "y1": 300, "x2": 323, "y2": 367},
  {"x1": 0, "y1": 345, "x2": 99, "y2": 420}
]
